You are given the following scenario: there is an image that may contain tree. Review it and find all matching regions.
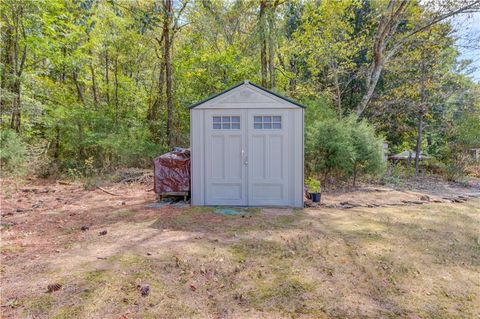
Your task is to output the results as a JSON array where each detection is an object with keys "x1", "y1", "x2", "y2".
[
  {"x1": 306, "y1": 117, "x2": 354, "y2": 187},
  {"x1": 258, "y1": 0, "x2": 282, "y2": 89},
  {"x1": 293, "y1": 0, "x2": 363, "y2": 117},
  {"x1": 0, "y1": 0, "x2": 36, "y2": 132},
  {"x1": 1, "y1": 0, "x2": 478, "y2": 179},
  {"x1": 355, "y1": 0, "x2": 480, "y2": 118},
  {"x1": 350, "y1": 118, "x2": 385, "y2": 186}
]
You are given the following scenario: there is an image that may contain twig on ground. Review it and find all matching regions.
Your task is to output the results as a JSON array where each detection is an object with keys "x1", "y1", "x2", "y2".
[
  {"x1": 57, "y1": 181, "x2": 73, "y2": 186},
  {"x1": 97, "y1": 186, "x2": 121, "y2": 196}
]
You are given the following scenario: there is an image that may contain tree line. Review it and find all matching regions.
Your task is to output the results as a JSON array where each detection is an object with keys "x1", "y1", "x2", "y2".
[{"x1": 1, "y1": 0, "x2": 479, "y2": 180}]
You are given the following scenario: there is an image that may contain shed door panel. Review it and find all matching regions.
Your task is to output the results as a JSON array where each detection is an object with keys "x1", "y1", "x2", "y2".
[
  {"x1": 205, "y1": 110, "x2": 247, "y2": 205},
  {"x1": 247, "y1": 110, "x2": 290, "y2": 206}
]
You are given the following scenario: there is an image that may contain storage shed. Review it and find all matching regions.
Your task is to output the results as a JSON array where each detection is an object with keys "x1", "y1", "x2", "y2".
[{"x1": 190, "y1": 80, "x2": 304, "y2": 208}]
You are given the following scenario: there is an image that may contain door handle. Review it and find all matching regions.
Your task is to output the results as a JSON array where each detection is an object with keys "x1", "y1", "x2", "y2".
[{"x1": 244, "y1": 155, "x2": 248, "y2": 166}]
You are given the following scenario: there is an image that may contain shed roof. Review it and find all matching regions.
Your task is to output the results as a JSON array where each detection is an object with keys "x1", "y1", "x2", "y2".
[{"x1": 188, "y1": 80, "x2": 306, "y2": 109}]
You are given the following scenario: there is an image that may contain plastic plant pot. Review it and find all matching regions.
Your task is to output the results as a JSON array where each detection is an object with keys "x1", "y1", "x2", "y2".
[{"x1": 310, "y1": 192, "x2": 321, "y2": 203}]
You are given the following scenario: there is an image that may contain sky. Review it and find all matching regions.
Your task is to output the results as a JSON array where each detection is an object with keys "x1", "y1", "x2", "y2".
[{"x1": 451, "y1": 12, "x2": 480, "y2": 82}]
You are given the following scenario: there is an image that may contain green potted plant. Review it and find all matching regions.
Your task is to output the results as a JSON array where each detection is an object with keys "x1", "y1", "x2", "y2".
[{"x1": 306, "y1": 177, "x2": 321, "y2": 202}]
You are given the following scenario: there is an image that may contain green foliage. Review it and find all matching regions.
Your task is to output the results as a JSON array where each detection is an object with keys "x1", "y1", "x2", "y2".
[
  {"x1": 350, "y1": 117, "x2": 386, "y2": 183},
  {"x1": 452, "y1": 112, "x2": 480, "y2": 148},
  {"x1": 306, "y1": 116, "x2": 354, "y2": 182},
  {"x1": 305, "y1": 177, "x2": 321, "y2": 193},
  {"x1": 0, "y1": 130, "x2": 29, "y2": 175},
  {"x1": 0, "y1": 0, "x2": 478, "y2": 180},
  {"x1": 306, "y1": 114, "x2": 384, "y2": 186},
  {"x1": 440, "y1": 108, "x2": 480, "y2": 180}
]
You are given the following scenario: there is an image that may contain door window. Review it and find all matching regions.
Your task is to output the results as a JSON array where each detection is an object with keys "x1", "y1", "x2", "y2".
[
  {"x1": 213, "y1": 116, "x2": 240, "y2": 129},
  {"x1": 253, "y1": 115, "x2": 282, "y2": 129}
]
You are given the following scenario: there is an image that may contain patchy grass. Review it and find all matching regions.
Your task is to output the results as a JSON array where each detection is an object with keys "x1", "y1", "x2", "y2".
[
  {"x1": 1, "y1": 180, "x2": 479, "y2": 319},
  {"x1": 151, "y1": 206, "x2": 301, "y2": 236},
  {"x1": 23, "y1": 295, "x2": 54, "y2": 317},
  {"x1": 1, "y1": 244, "x2": 26, "y2": 254},
  {"x1": 113, "y1": 209, "x2": 136, "y2": 218}
]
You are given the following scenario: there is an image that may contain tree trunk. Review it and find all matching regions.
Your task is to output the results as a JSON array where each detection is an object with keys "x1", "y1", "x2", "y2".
[
  {"x1": 289, "y1": 57, "x2": 297, "y2": 93},
  {"x1": 355, "y1": 0, "x2": 409, "y2": 118},
  {"x1": 267, "y1": 8, "x2": 275, "y2": 89},
  {"x1": 77, "y1": 123, "x2": 85, "y2": 160},
  {"x1": 331, "y1": 62, "x2": 342, "y2": 118},
  {"x1": 414, "y1": 50, "x2": 427, "y2": 177},
  {"x1": 10, "y1": 79, "x2": 21, "y2": 132},
  {"x1": 3, "y1": 3, "x2": 27, "y2": 133},
  {"x1": 407, "y1": 151, "x2": 412, "y2": 175},
  {"x1": 356, "y1": 61, "x2": 383, "y2": 118},
  {"x1": 114, "y1": 54, "x2": 119, "y2": 119},
  {"x1": 353, "y1": 162, "x2": 357, "y2": 187},
  {"x1": 54, "y1": 126, "x2": 60, "y2": 159},
  {"x1": 286, "y1": 0, "x2": 298, "y2": 93},
  {"x1": 149, "y1": 61, "x2": 165, "y2": 123},
  {"x1": 89, "y1": 60, "x2": 99, "y2": 108},
  {"x1": 105, "y1": 49, "x2": 110, "y2": 104},
  {"x1": 0, "y1": 25, "x2": 12, "y2": 98},
  {"x1": 259, "y1": 1, "x2": 268, "y2": 88},
  {"x1": 322, "y1": 169, "x2": 329, "y2": 191},
  {"x1": 164, "y1": 0, "x2": 174, "y2": 148},
  {"x1": 414, "y1": 110, "x2": 424, "y2": 177},
  {"x1": 61, "y1": 47, "x2": 66, "y2": 83},
  {"x1": 72, "y1": 71, "x2": 85, "y2": 104}
]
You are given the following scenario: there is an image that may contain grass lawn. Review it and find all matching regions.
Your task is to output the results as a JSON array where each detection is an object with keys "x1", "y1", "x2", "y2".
[{"x1": 1, "y1": 182, "x2": 479, "y2": 318}]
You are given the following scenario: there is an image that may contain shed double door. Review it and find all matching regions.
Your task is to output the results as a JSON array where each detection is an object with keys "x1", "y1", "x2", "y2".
[{"x1": 205, "y1": 109, "x2": 290, "y2": 206}]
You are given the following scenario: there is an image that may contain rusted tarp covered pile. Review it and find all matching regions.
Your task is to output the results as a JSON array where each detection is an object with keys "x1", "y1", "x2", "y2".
[{"x1": 153, "y1": 148, "x2": 191, "y2": 194}]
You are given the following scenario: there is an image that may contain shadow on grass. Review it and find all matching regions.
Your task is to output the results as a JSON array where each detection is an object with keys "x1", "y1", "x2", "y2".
[{"x1": 149, "y1": 206, "x2": 303, "y2": 235}]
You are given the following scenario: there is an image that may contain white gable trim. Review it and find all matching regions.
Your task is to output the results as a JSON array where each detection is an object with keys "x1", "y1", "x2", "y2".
[{"x1": 191, "y1": 82, "x2": 303, "y2": 109}]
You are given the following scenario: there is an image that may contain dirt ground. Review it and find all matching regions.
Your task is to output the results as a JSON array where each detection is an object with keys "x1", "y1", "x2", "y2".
[{"x1": 1, "y1": 178, "x2": 479, "y2": 319}]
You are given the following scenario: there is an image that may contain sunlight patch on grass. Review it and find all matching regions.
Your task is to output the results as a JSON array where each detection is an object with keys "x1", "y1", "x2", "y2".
[
  {"x1": 114, "y1": 210, "x2": 136, "y2": 218},
  {"x1": 24, "y1": 295, "x2": 54, "y2": 317},
  {"x1": 1, "y1": 244, "x2": 26, "y2": 254},
  {"x1": 248, "y1": 275, "x2": 317, "y2": 315},
  {"x1": 51, "y1": 305, "x2": 83, "y2": 319}
]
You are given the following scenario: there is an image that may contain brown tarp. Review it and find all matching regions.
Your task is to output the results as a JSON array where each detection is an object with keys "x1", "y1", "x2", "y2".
[{"x1": 153, "y1": 148, "x2": 191, "y2": 194}]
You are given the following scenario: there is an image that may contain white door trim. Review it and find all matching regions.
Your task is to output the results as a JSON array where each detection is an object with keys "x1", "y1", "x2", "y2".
[
  {"x1": 246, "y1": 109, "x2": 290, "y2": 206},
  {"x1": 204, "y1": 109, "x2": 247, "y2": 206}
]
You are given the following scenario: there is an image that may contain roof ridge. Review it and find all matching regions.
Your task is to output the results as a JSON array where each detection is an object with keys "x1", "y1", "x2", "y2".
[{"x1": 188, "y1": 81, "x2": 305, "y2": 109}]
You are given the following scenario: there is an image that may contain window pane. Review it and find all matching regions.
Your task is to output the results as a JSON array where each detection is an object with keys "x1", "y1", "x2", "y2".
[
  {"x1": 232, "y1": 116, "x2": 240, "y2": 123},
  {"x1": 273, "y1": 116, "x2": 281, "y2": 122},
  {"x1": 264, "y1": 116, "x2": 272, "y2": 122},
  {"x1": 254, "y1": 123, "x2": 262, "y2": 129},
  {"x1": 254, "y1": 116, "x2": 262, "y2": 123},
  {"x1": 213, "y1": 123, "x2": 221, "y2": 129},
  {"x1": 213, "y1": 116, "x2": 221, "y2": 123},
  {"x1": 222, "y1": 116, "x2": 230, "y2": 122},
  {"x1": 273, "y1": 123, "x2": 281, "y2": 129},
  {"x1": 264, "y1": 123, "x2": 272, "y2": 129},
  {"x1": 222, "y1": 123, "x2": 230, "y2": 129},
  {"x1": 232, "y1": 123, "x2": 240, "y2": 129}
]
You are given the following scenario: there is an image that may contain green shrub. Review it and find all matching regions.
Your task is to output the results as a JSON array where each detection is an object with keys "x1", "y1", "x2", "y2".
[
  {"x1": 0, "y1": 129, "x2": 29, "y2": 175},
  {"x1": 305, "y1": 177, "x2": 321, "y2": 193},
  {"x1": 349, "y1": 117, "x2": 385, "y2": 186},
  {"x1": 306, "y1": 115, "x2": 385, "y2": 187},
  {"x1": 440, "y1": 111, "x2": 480, "y2": 180},
  {"x1": 306, "y1": 117, "x2": 354, "y2": 186},
  {"x1": 452, "y1": 113, "x2": 480, "y2": 148}
]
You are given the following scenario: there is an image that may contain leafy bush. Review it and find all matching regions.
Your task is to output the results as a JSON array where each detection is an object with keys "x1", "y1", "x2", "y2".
[
  {"x1": 0, "y1": 129, "x2": 29, "y2": 175},
  {"x1": 305, "y1": 177, "x2": 321, "y2": 193},
  {"x1": 349, "y1": 117, "x2": 385, "y2": 186},
  {"x1": 306, "y1": 117, "x2": 354, "y2": 186},
  {"x1": 306, "y1": 115, "x2": 385, "y2": 187},
  {"x1": 452, "y1": 113, "x2": 480, "y2": 148},
  {"x1": 440, "y1": 111, "x2": 480, "y2": 180}
]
